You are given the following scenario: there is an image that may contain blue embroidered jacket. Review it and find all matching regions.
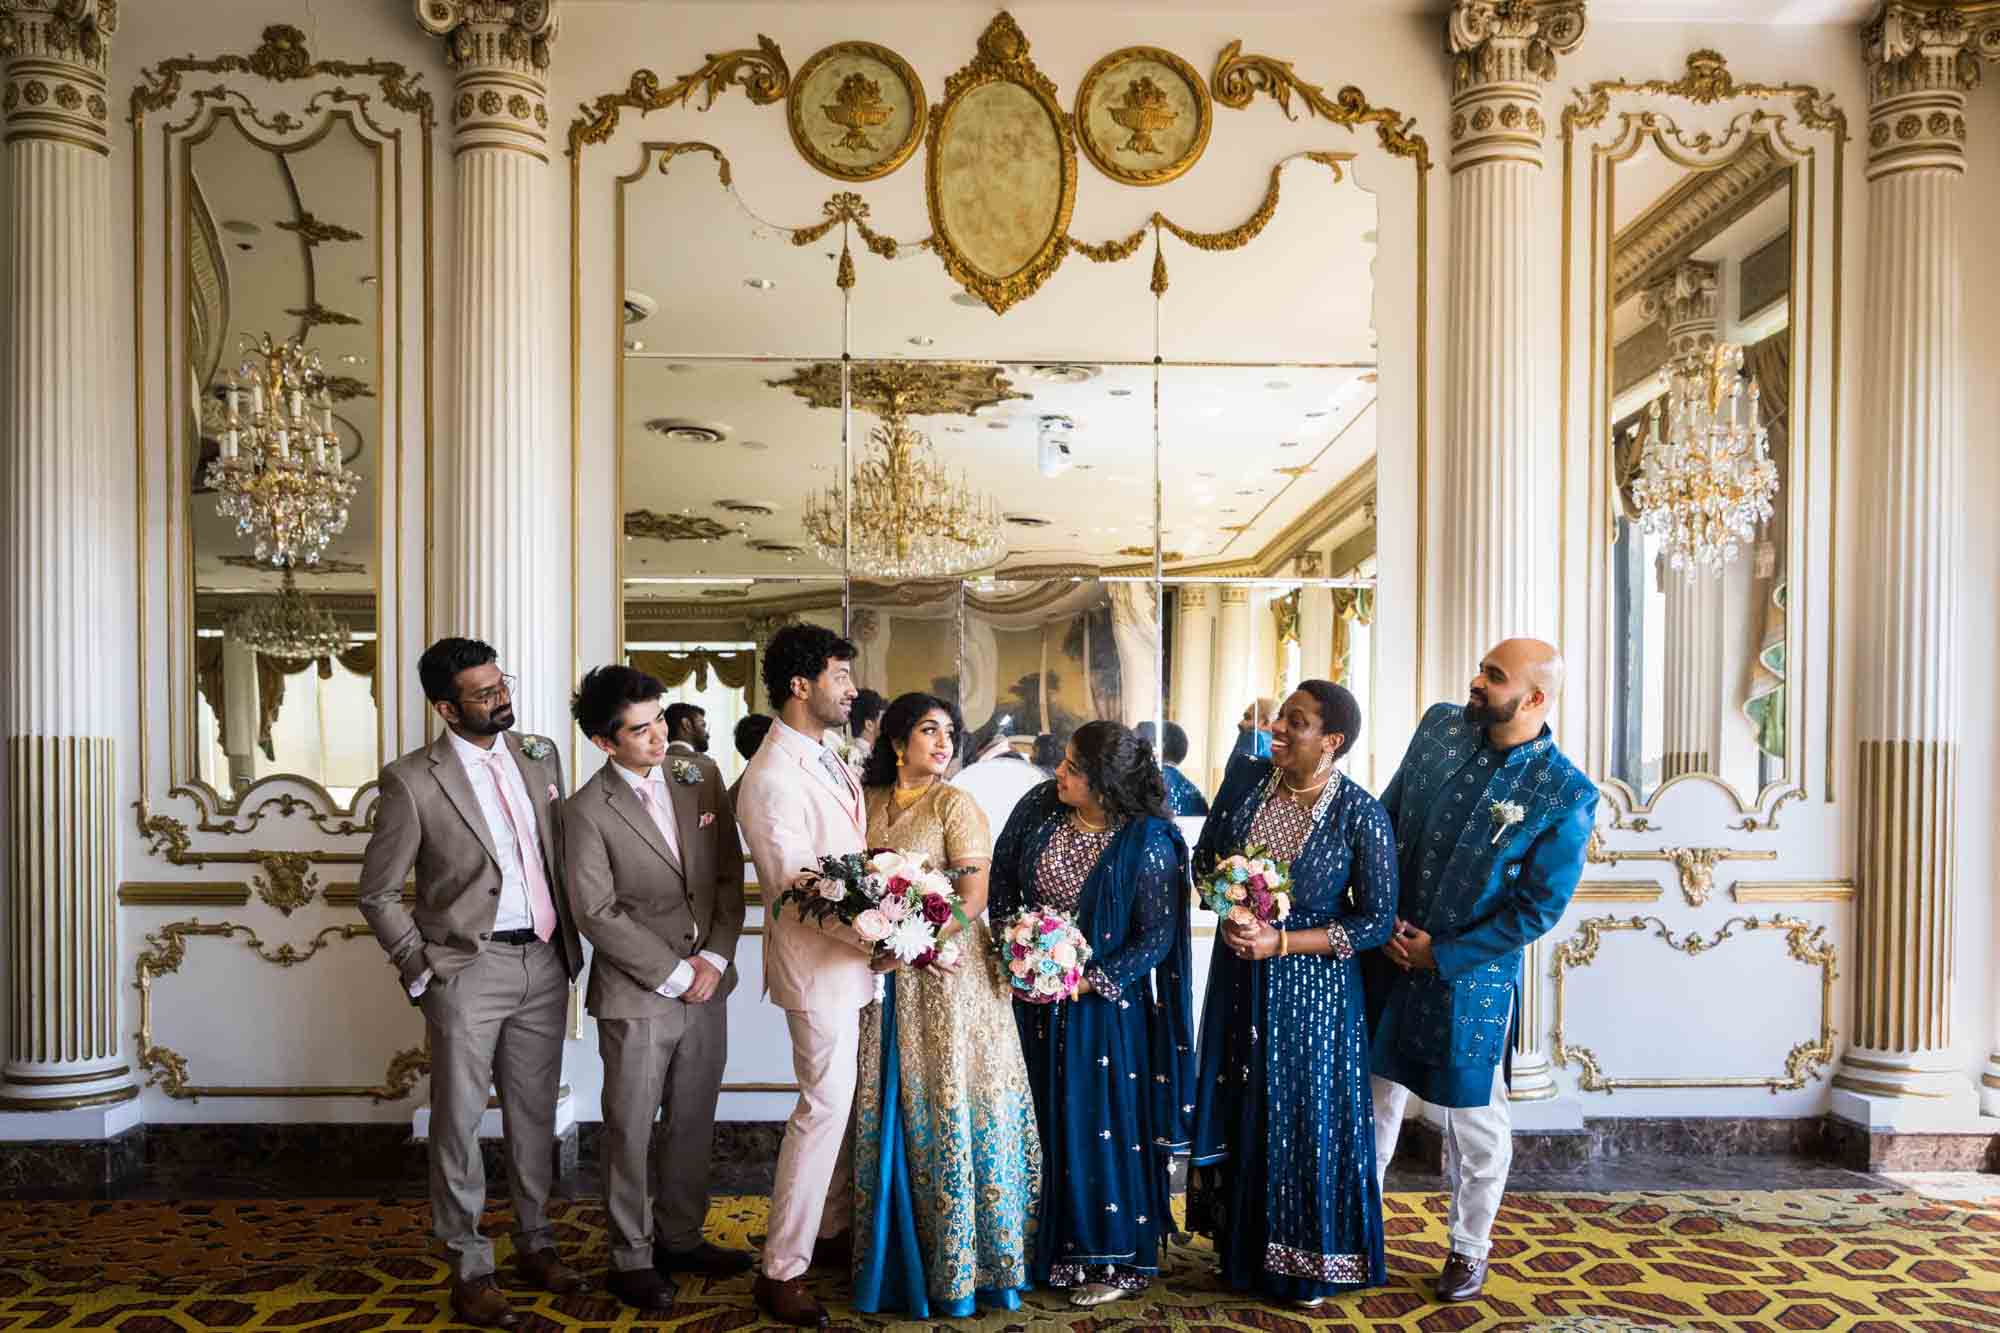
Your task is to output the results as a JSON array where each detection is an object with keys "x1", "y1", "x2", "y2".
[{"x1": 1364, "y1": 702, "x2": 1597, "y2": 1108}]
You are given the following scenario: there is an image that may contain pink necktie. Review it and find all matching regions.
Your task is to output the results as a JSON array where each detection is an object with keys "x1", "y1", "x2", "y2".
[
  {"x1": 634, "y1": 779, "x2": 681, "y2": 862},
  {"x1": 485, "y1": 749, "x2": 557, "y2": 943}
]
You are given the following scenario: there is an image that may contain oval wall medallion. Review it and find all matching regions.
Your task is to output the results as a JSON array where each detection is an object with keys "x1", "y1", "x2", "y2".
[
  {"x1": 926, "y1": 12, "x2": 1076, "y2": 315},
  {"x1": 788, "y1": 40, "x2": 927, "y2": 182},
  {"x1": 1074, "y1": 45, "x2": 1211, "y2": 187}
]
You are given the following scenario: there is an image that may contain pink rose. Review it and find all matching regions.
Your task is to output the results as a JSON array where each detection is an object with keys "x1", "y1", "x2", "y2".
[
  {"x1": 1248, "y1": 874, "x2": 1267, "y2": 892},
  {"x1": 1012, "y1": 943, "x2": 1028, "y2": 959},
  {"x1": 1227, "y1": 904, "x2": 1256, "y2": 928},
  {"x1": 1041, "y1": 916, "x2": 1061, "y2": 934},
  {"x1": 1052, "y1": 942, "x2": 1078, "y2": 969},
  {"x1": 817, "y1": 878, "x2": 846, "y2": 902},
  {"x1": 854, "y1": 909, "x2": 891, "y2": 942},
  {"x1": 1009, "y1": 957, "x2": 1033, "y2": 977},
  {"x1": 879, "y1": 894, "x2": 909, "y2": 922}
]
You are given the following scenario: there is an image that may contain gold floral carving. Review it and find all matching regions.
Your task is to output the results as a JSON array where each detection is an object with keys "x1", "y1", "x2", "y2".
[
  {"x1": 136, "y1": 919, "x2": 427, "y2": 1101},
  {"x1": 285, "y1": 302, "x2": 361, "y2": 330},
  {"x1": 1564, "y1": 49, "x2": 1846, "y2": 140},
  {"x1": 1211, "y1": 39, "x2": 1433, "y2": 173},
  {"x1": 320, "y1": 374, "x2": 374, "y2": 402},
  {"x1": 925, "y1": 13, "x2": 1078, "y2": 314},
  {"x1": 767, "y1": 360, "x2": 1027, "y2": 418},
  {"x1": 132, "y1": 25, "x2": 434, "y2": 126},
  {"x1": 624, "y1": 508, "x2": 733, "y2": 543},
  {"x1": 1551, "y1": 913, "x2": 1837, "y2": 1093},
  {"x1": 274, "y1": 210, "x2": 361, "y2": 246},
  {"x1": 788, "y1": 41, "x2": 927, "y2": 182},
  {"x1": 1583, "y1": 829, "x2": 1777, "y2": 907},
  {"x1": 566, "y1": 38, "x2": 789, "y2": 156},
  {"x1": 252, "y1": 851, "x2": 319, "y2": 915},
  {"x1": 1074, "y1": 45, "x2": 1212, "y2": 187}
]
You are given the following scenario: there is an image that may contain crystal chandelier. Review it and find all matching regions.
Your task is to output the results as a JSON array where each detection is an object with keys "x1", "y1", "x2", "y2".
[
  {"x1": 206, "y1": 333, "x2": 359, "y2": 567},
  {"x1": 1628, "y1": 342, "x2": 1778, "y2": 577},
  {"x1": 229, "y1": 568, "x2": 350, "y2": 659},
  {"x1": 802, "y1": 414, "x2": 1006, "y2": 579}
]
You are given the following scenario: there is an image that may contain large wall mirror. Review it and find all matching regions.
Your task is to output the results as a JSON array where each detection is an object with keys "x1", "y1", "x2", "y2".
[
  {"x1": 135, "y1": 29, "x2": 433, "y2": 834},
  {"x1": 1564, "y1": 52, "x2": 1842, "y2": 832}
]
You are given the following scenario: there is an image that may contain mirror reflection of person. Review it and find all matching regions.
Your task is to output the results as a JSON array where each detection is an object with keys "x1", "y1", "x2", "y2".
[
  {"x1": 354, "y1": 637, "x2": 584, "y2": 1328},
  {"x1": 1137, "y1": 721, "x2": 1208, "y2": 817},
  {"x1": 728, "y1": 713, "x2": 774, "y2": 810},
  {"x1": 1362, "y1": 640, "x2": 1597, "y2": 1305},
  {"x1": 1232, "y1": 697, "x2": 1278, "y2": 763},
  {"x1": 664, "y1": 701, "x2": 710, "y2": 758},
  {"x1": 847, "y1": 688, "x2": 886, "y2": 764},
  {"x1": 563, "y1": 666, "x2": 750, "y2": 1310}
]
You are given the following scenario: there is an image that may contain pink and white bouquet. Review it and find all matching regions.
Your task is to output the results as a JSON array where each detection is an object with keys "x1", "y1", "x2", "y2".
[
  {"x1": 1000, "y1": 907, "x2": 1093, "y2": 1004},
  {"x1": 777, "y1": 849, "x2": 970, "y2": 970},
  {"x1": 1200, "y1": 847, "x2": 1293, "y2": 928}
]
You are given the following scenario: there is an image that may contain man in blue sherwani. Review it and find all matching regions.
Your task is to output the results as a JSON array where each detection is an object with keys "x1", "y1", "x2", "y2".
[{"x1": 1363, "y1": 639, "x2": 1597, "y2": 1303}]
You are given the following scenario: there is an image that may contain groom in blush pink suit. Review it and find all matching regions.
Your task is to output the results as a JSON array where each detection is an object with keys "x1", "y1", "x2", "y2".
[{"x1": 734, "y1": 624, "x2": 871, "y2": 1329}]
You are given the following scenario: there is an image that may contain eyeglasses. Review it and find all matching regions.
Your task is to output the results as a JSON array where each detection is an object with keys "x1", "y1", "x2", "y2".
[{"x1": 461, "y1": 673, "x2": 517, "y2": 707}]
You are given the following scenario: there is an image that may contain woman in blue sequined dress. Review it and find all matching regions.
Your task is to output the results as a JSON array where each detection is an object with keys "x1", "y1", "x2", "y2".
[
  {"x1": 987, "y1": 720, "x2": 1195, "y2": 1309},
  {"x1": 1190, "y1": 680, "x2": 1396, "y2": 1306}
]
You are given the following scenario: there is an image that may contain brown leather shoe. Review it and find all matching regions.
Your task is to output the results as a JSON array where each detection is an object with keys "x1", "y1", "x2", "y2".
[
  {"x1": 515, "y1": 1246, "x2": 585, "y2": 1295},
  {"x1": 449, "y1": 1275, "x2": 521, "y2": 1329},
  {"x1": 655, "y1": 1239, "x2": 753, "y2": 1276},
  {"x1": 754, "y1": 1274, "x2": 830, "y2": 1329},
  {"x1": 810, "y1": 1231, "x2": 852, "y2": 1270},
  {"x1": 1435, "y1": 1251, "x2": 1487, "y2": 1302},
  {"x1": 605, "y1": 1266, "x2": 675, "y2": 1311}
]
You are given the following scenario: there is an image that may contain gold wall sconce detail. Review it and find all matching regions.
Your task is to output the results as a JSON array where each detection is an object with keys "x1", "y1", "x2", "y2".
[
  {"x1": 1584, "y1": 829, "x2": 1777, "y2": 908},
  {"x1": 1551, "y1": 913, "x2": 1837, "y2": 1094},
  {"x1": 135, "y1": 919, "x2": 427, "y2": 1101}
]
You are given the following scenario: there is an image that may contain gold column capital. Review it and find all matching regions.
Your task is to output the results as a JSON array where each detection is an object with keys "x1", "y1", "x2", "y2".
[
  {"x1": 1641, "y1": 259, "x2": 1721, "y2": 363},
  {"x1": 0, "y1": 0, "x2": 115, "y2": 151},
  {"x1": 1446, "y1": 1, "x2": 1578, "y2": 168},
  {"x1": 415, "y1": 0, "x2": 556, "y2": 154},
  {"x1": 1860, "y1": 2, "x2": 1997, "y2": 173}
]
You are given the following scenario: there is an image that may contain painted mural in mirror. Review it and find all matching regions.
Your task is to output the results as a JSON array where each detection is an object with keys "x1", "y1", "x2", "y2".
[
  {"x1": 186, "y1": 111, "x2": 381, "y2": 805},
  {"x1": 1605, "y1": 143, "x2": 1792, "y2": 804}
]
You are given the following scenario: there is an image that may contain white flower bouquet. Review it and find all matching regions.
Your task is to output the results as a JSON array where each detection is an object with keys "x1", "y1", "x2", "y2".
[{"x1": 776, "y1": 848, "x2": 970, "y2": 970}]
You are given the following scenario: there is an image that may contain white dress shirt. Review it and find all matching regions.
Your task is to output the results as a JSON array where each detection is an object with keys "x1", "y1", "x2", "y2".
[{"x1": 614, "y1": 761, "x2": 727, "y2": 1000}]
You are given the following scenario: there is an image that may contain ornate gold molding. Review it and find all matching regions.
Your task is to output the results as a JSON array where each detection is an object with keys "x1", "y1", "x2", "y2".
[
  {"x1": 252, "y1": 851, "x2": 320, "y2": 915},
  {"x1": 132, "y1": 25, "x2": 434, "y2": 124},
  {"x1": 1584, "y1": 830, "x2": 1777, "y2": 908},
  {"x1": 1614, "y1": 137, "x2": 1789, "y2": 304},
  {"x1": 120, "y1": 881, "x2": 253, "y2": 907},
  {"x1": 1732, "y1": 879, "x2": 1855, "y2": 904},
  {"x1": 136, "y1": 919, "x2": 427, "y2": 1101},
  {"x1": 1573, "y1": 882, "x2": 1663, "y2": 904},
  {"x1": 1074, "y1": 44, "x2": 1212, "y2": 188},
  {"x1": 1551, "y1": 913, "x2": 1837, "y2": 1093},
  {"x1": 1565, "y1": 50, "x2": 1844, "y2": 140},
  {"x1": 788, "y1": 40, "x2": 926, "y2": 182},
  {"x1": 1211, "y1": 39, "x2": 1432, "y2": 173},
  {"x1": 143, "y1": 779, "x2": 378, "y2": 840},
  {"x1": 134, "y1": 803, "x2": 369, "y2": 868},
  {"x1": 566, "y1": 39, "x2": 788, "y2": 156}
]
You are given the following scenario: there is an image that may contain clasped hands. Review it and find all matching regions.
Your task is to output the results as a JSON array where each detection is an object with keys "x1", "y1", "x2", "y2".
[
  {"x1": 1384, "y1": 917, "x2": 1437, "y2": 971},
  {"x1": 1221, "y1": 917, "x2": 1282, "y2": 961}
]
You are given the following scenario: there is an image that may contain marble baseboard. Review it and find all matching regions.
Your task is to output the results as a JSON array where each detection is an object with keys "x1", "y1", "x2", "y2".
[
  {"x1": 0, "y1": 1127, "x2": 144, "y2": 1198},
  {"x1": 1824, "y1": 1116, "x2": 2000, "y2": 1172},
  {"x1": 1391, "y1": 1116, "x2": 1849, "y2": 1173}
]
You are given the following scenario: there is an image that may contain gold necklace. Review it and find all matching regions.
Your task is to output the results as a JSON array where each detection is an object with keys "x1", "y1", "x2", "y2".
[
  {"x1": 893, "y1": 777, "x2": 933, "y2": 808},
  {"x1": 1071, "y1": 810, "x2": 1110, "y2": 833},
  {"x1": 1281, "y1": 768, "x2": 1334, "y2": 799}
]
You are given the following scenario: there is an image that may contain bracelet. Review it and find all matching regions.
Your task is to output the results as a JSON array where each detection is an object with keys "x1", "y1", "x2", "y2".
[{"x1": 1279, "y1": 928, "x2": 1290, "y2": 958}]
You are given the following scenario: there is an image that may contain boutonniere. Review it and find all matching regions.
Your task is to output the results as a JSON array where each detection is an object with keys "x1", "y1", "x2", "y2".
[
  {"x1": 699, "y1": 811, "x2": 716, "y2": 828},
  {"x1": 1489, "y1": 800, "x2": 1526, "y2": 846},
  {"x1": 669, "y1": 758, "x2": 703, "y2": 786},
  {"x1": 519, "y1": 736, "x2": 551, "y2": 761}
]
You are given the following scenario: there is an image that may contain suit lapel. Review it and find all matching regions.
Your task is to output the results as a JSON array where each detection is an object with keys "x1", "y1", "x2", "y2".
[
  {"x1": 507, "y1": 732, "x2": 560, "y2": 879},
  {"x1": 429, "y1": 733, "x2": 501, "y2": 871},
  {"x1": 667, "y1": 771, "x2": 702, "y2": 881},
  {"x1": 798, "y1": 748, "x2": 864, "y2": 835},
  {"x1": 605, "y1": 766, "x2": 682, "y2": 874}
]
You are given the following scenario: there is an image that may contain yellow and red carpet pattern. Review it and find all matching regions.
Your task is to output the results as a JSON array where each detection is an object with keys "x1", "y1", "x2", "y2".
[{"x1": 0, "y1": 1189, "x2": 1997, "y2": 1330}]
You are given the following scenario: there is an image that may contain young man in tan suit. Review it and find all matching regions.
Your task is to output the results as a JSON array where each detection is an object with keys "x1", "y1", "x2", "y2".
[
  {"x1": 356, "y1": 637, "x2": 585, "y2": 1329},
  {"x1": 564, "y1": 666, "x2": 750, "y2": 1310}
]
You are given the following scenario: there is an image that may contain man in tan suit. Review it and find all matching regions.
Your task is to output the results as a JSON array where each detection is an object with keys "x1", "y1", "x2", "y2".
[
  {"x1": 357, "y1": 638, "x2": 585, "y2": 1329},
  {"x1": 563, "y1": 666, "x2": 750, "y2": 1310},
  {"x1": 735, "y1": 624, "x2": 871, "y2": 1328}
]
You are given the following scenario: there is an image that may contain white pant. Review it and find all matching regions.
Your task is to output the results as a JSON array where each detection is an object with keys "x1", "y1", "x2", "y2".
[{"x1": 1371, "y1": 1069, "x2": 1512, "y2": 1260}]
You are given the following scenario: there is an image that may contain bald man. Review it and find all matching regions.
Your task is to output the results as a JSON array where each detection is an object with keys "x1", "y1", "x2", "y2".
[{"x1": 1361, "y1": 640, "x2": 1598, "y2": 1303}]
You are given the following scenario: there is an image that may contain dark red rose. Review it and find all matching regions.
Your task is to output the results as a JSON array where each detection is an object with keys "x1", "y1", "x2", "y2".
[{"x1": 921, "y1": 895, "x2": 952, "y2": 926}]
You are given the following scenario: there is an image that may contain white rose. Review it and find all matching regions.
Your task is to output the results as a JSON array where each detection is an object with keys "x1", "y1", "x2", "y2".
[
  {"x1": 854, "y1": 909, "x2": 891, "y2": 942},
  {"x1": 817, "y1": 878, "x2": 847, "y2": 902}
]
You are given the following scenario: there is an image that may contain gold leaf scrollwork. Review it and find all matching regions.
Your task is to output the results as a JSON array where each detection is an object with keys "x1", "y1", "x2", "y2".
[
  {"x1": 566, "y1": 37, "x2": 790, "y2": 157},
  {"x1": 274, "y1": 211, "x2": 362, "y2": 246},
  {"x1": 1583, "y1": 829, "x2": 1777, "y2": 906},
  {"x1": 1563, "y1": 49, "x2": 1845, "y2": 140},
  {"x1": 1211, "y1": 40, "x2": 1432, "y2": 173},
  {"x1": 136, "y1": 919, "x2": 427, "y2": 1101},
  {"x1": 132, "y1": 24, "x2": 435, "y2": 127},
  {"x1": 253, "y1": 851, "x2": 319, "y2": 916},
  {"x1": 789, "y1": 192, "x2": 901, "y2": 260},
  {"x1": 136, "y1": 805, "x2": 197, "y2": 864},
  {"x1": 1551, "y1": 913, "x2": 1837, "y2": 1094}
]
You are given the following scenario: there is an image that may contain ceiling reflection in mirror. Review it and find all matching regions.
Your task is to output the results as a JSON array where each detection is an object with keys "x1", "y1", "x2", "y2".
[
  {"x1": 186, "y1": 111, "x2": 382, "y2": 806},
  {"x1": 1604, "y1": 139, "x2": 1793, "y2": 805}
]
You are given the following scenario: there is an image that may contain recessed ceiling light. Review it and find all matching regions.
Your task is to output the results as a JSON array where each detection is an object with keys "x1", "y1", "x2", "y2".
[
  {"x1": 950, "y1": 292, "x2": 986, "y2": 308},
  {"x1": 739, "y1": 440, "x2": 769, "y2": 452},
  {"x1": 744, "y1": 277, "x2": 776, "y2": 290},
  {"x1": 1003, "y1": 512, "x2": 1052, "y2": 527},
  {"x1": 1196, "y1": 471, "x2": 1217, "y2": 478},
  {"x1": 1265, "y1": 380, "x2": 1292, "y2": 391},
  {"x1": 1235, "y1": 489, "x2": 1258, "y2": 496},
  {"x1": 1107, "y1": 387, "x2": 1133, "y2": 397},
  {"x1": 946, "y1": 425, "x2": 967, "y2": 434},
  {"x1": 1278, "y1": 440, "x2": 1301, "y2": 448},
  {"x1": 1221, "y1": 507, "x2": 1239, "y2": 514},
  {"x1": 908, "y1": 335, "x2": 934, "y2": 347},
  {"x1": 985, "y1": 421, "x2": 1009, "y2": 431},
  {"x1": 1305, "y1": 410, "x2": 1328, "y2": 419},
  {"x1": 664, "y1": 362, "x2": 694, "y2": 373},
  {"x1": 221, "y1": 219, "x2": 261, "y2": 236},
  {"x1": 623, "y1": 339, "x2": 645, "y2": 352},
  {"x1": 358, "y1": 274, "x2": 378, "y2": 286}
]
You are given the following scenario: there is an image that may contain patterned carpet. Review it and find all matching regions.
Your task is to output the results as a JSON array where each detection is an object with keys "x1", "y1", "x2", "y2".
[{"x1": 0, "y1": 1189, "x2": 1997, "y2": 1331}]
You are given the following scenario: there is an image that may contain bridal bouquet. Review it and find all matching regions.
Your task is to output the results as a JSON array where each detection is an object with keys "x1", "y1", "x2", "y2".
[
  {"x1": 1000, "y1": 907, "x2": 1093, "y2": 1003},
  {"x1": 778, "y1": 849, "x2": 970, "y2": 970},
  {"x1": 1200, "y1": 847, "x2": 1294, "y2": 928}
]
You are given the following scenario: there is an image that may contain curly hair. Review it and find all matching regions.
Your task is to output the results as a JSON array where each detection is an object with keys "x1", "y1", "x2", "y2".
[
  {"x1": 859, "y1": 692, "x2": 963, "y2": 790},
  {"x1": 1294, "y1": 679, "x2": 1362, "y2": 761},
  {"x1": 761, "y1": 623, "x2": 857, "y2": 711},
  {"x1": 1068, "y1": 719, "x2": 1168, "y2": 823}
]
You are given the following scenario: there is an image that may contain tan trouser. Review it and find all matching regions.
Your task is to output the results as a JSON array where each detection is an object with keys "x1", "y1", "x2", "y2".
[
  {"x1": 597, "y1": 1001, "x2": 728, "y2": 1271},
  {"x1": 760, "y1": 1004, "x2": 860, "y2": 1282},
  {"x1": 422, "y1": 938, "x2": 568, "y2": 1280},
  {"x1": 1371, "y1": 1068, "x2": 1513, "y2": 1259}
]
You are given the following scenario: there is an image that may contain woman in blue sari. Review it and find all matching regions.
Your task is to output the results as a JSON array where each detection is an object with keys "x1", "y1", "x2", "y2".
[
  {"x1": 988, "y1": 720, "x2": 1195, "y2": 1309},
  {"x1": 1190, "y1": 680, "x2": 1396, "y2": 1306}
]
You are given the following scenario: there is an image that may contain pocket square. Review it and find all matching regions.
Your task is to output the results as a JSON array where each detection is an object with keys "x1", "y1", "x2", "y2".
[
  {"x1": 547, "y1": 783, "x2": 558, "y2": 801},
  {"x1": 699, "y1": 811, "x2": 716, "y2": 828}
]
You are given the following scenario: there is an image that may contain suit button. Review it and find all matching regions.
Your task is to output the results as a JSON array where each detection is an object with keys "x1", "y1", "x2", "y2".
[
  {"x1": 685, "y1": 933, "x2": 696, "y2": 944},
  {"x1": 479, "y1": 932, "x2": 491, "y2": 941},
  {"x1": 489, "y1": 888, "x2": 500, "y2": 896}
]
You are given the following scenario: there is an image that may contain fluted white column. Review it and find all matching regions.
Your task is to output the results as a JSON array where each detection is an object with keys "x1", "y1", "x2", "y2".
[
  {"x1": 1208, "y1": 587, "x2": 1252, "y2": 793},
  {"x1": 1170, "y1": 587, "x2": 1214, "y2": 787},
  {"x1": 0, "y1": 0, "x2": 133, "y2": 1111},
  {"x1": 416, "y1": 0, "x2": 560, "y2": 723},
  {"x1": 1443, "y1": 0, "x2": 1583, "y2": 1107},
  {"x1": 1837, "y1": 4, "x2": 1989, "y2": 1125},
  {"x1": 1107, "y1": 582, "x2": 1159, "y2": 729},
  {"x1": 1298, "y1": 573, "x2": 1336, "y2": 684}
]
